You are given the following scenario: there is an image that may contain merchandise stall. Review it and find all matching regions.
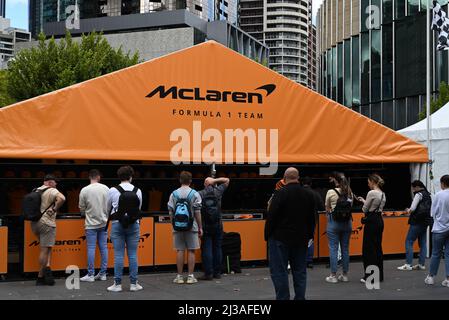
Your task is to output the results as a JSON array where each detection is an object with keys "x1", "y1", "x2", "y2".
[{"x1": 0, "y1": 41, "x2": 428, "y2": 275}]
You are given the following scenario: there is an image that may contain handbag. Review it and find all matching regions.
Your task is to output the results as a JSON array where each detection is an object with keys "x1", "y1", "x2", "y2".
[{"x1": 361, "y1": 192, "x2": 384, "y2": 224}]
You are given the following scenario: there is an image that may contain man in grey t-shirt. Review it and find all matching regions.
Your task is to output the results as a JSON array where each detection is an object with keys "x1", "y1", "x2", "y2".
[
  {"x1": 198, "y1": 177, "x2": 230, "y2": 280},
  {"x1": 168, "y1": 171, "x2": 202, "y2": 284}
]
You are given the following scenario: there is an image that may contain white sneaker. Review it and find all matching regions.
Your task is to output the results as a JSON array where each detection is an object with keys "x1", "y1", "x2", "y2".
[
  {"x1": 397, "y1": 264, "x2": 412, "y2": 271},
  {"x1": 360, "y1": 278, "x2": 366, "y2": 284},
  {"x1": 94, "y1": 273, "x2": 107, "y2": 281},
  {"x1": 424, "y1": 275, "x2": 435, "y2": 285},
  {"x1": 412, "y1": 264, "x2": 426, "y2": 271},
  {"x1": 107, "y1": 282, "x2": 122, "y2": 292},
  {"x1": 173, "y1": 274, "x2": 184, "y2": 284},
  {"x1": 130, "y1": 282, "x2": 143, "y2": 292},
  {"x1": 186, "y1": 274, "x2": 198, "y2": 284},
  {"x1": 338, "y1": 274, "x2": 349, "y2": 282},
  {"x1": 325, "y1": 275, "x2": 338, "y2": 283},
  {"x1": 442, "y1": 279, "x2": 449, "y2": 287},
  {"x1": 80, "y1": 274, "x2": 95, "y2": 282}
]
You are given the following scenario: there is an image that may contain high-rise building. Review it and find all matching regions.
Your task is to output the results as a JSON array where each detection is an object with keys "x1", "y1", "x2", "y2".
[
  {"x1": 317, "y1": 0, "x2": 447, "y2": 130},
  {"x1": 0, "y1": 17, "x2": 32, "y2": 69},
  {"x1": 22, "y1": 8, "x2": 267, "y2": 66},
  {"x1": 0, "y1": 0, "x2": 5, "y2": 18},
  {"x1": 308, "y1": 24, "x2": 316, "y2": 91},
  {"x1": 29, "y1": 0, "x2": 239, "y2": 38},
  {"x1": 239, "y1": 0, "x2": 316, "y2": 88}
]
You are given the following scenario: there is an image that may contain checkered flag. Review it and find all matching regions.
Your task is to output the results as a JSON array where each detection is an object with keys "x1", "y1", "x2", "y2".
[{"x1": 432, "y1": 0, "x2": 449, "y2": 50}]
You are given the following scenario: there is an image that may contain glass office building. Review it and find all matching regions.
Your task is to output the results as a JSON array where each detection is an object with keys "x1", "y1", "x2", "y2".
[
  {"x1": 30, "y1": 0, "x2": 238, "y2": 39},
  {"x1": 317, "y1": 0, "x2": 449, "y2": 130},
  {"x1": 0, "y1": 0, "x2": 5, "y2": 18}
]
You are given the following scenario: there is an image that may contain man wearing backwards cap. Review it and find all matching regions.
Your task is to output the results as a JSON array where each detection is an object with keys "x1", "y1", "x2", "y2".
[{"x1": 31, "y1": 174, "x2": 66, "y2": 286}]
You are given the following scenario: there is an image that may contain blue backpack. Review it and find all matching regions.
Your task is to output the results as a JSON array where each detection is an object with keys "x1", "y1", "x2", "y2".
[{"x1": 172, "y1": 189, "x2": 196, "y2": 231}]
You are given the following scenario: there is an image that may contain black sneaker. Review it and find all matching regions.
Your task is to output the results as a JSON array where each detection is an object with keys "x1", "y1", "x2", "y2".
[
  {"x1": 36, "y1": 277, "x2": 46, "y2": 286},
  {"x1": 198, "y1": 274, "x2": 213, "y2": 281},
  {"x1": 307, "y1": 262, "x2": 314, "y2": 269},
  {"x1": 44, "y1": 267, "x2": 55, "y2": 286},
  {"x1": 213, "y1": 274, "x2": 222, "y2": 279}
]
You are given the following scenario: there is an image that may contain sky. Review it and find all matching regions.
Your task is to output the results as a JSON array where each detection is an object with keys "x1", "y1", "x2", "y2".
[
  {"x1": 5, "y1": 0, "x2": 29, "y2": 30},
  {"x1": 4, "y1": 0, "x2": 325, "y2": 31},
  {"x1": 312, "y1": 0, "x2": 324, "y2": 24}
]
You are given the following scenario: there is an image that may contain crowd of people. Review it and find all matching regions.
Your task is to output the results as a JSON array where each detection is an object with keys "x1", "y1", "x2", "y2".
[
  {"x1": 26, "y1": 165, "x2": 449, "y2": 299},
  {"x1": 266, "y1": 167, "x2": 449, "y2": 300},
  {"x1": 28, "y1": 166, "x2": 229, "y2": 291}
]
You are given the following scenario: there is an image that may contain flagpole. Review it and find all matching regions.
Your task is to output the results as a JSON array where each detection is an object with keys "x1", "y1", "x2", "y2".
[{"x1": 426, "y1": 0, "x2": 432, "y2": 259}]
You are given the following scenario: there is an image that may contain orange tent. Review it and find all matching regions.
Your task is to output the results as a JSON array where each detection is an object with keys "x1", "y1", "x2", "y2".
[{"x1": 0, "y1": 41, "x2": 427, "y2": 164}]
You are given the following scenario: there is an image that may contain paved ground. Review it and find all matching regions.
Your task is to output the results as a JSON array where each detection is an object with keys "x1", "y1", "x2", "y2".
[{"x1": 0, "y1": 259, "x2": 448, "y2": 300}]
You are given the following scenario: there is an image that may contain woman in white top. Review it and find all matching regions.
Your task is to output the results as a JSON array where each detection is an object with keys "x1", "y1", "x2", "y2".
[
  {"x1": 357, "y1": 174, "x2": 386, "y2": 283},
  {"x1": 325, "y1": 174, "x2": 353, "y2": 283},
  {"x1": 397, "y1": 180, "x2": 432, "y2": 271}
]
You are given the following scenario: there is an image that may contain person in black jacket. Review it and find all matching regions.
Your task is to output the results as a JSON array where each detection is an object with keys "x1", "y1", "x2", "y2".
[
  {"x1": 265, "y1": 167, "x2": 316, "y2": 300},
  {"x1": 397, "y1": 180, "x2": 432, "y2": 271},
  {"x1": 302, "y1": 176, "x2": 325, "y2": 269}
]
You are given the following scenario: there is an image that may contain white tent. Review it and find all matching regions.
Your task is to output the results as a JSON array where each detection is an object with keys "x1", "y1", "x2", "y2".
[{"x1": 399, "y1": 102, "x2": 449, "y2": 193}]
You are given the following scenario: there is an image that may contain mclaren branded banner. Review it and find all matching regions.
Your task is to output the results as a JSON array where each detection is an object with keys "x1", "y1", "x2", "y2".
[
  {"x1": 24, "y1": 218, "x2": 154, "y2": 273},
  {"x1": 0, "y1": 41, "x2": 427, "y2": 164}
]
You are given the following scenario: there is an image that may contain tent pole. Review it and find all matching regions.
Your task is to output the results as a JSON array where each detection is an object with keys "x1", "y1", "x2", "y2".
[{"x1": 426, "y1": 0, "x2": 432, "y2": 258}]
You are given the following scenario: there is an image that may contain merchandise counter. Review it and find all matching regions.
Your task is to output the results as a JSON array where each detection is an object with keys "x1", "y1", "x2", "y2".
[
  {"x1": 316, "y1": 211, "x2": 419, "y2": 258},
  {"x1": 23, "y1": 216, "x2": 154, "y2": 273},
  {"x1": 22, "y1": 211, "x2": 266, "y2": 273},
  {"x1": 18, "y1": 210, "x2": 417, "y2": 273}
]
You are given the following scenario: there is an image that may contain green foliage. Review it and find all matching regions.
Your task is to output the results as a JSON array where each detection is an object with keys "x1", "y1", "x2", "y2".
[
  {"x1": 252, "y1": 57, "x2": 268, "y2": 67},
  {"x1": 419, "y1": 81, "x2": 449, "y2": 120},
  {"x1": 0, "y1": 70, "x2": 15, "y2": 107},
  {"x1": 6, "y1": 31, "x2": 139, "y2": 102}
]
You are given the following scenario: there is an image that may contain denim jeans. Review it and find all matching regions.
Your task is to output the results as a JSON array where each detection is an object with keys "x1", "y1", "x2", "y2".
[
  {"x1": 405, "y1": 224, "x2": 427, "y2": 266},
  {"x1": 85, "y1": 227, "x2": 108, "y2": 276},
  {"x1": 306, "y1": 240, "x2": 314, "y2": 263},
  {"x1": 268, "y1": 238, "x2": 307, "y2": 300},
  {"x1": 429, "y1": 229, "x2": 449, "y2": 278},
  {"x1": 201, "y1": 224, "x2": 223, "y2": 276},
  {"x1": 111, "y1": 222, "x2": 140, "y2": 285},
  {"x1": 327, "y1": 216, "x2": 352, "y2": 274}
]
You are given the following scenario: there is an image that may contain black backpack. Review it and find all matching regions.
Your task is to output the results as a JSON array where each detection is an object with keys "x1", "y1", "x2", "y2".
[
  {"x1": 221, "y1": 232, "x2": 242, "y2": 274},
  {"x1": 331, "y1": 189, "x2": 352, "y2": 222},
  {"x1": 22, "y1": 187, "x2": 53, "y2": 222},
  {"x1": 413, "y1": 191, "x2": 433, "y2": 225},
  {"x1": 111, "y1": 186, "x2": 141, "y2": 229},
  {"x1": 201, "y1": 189, "x2": 221, "y2": 234}
]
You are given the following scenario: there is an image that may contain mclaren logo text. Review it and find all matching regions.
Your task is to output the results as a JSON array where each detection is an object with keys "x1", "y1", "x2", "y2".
[{"x1": 146, "y1": 84, "x2": 276, "y2": 104}]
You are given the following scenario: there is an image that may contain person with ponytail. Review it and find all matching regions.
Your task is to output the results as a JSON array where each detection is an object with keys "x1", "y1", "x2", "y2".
[
  {"x1": 356, "y1": 174, "x2": 386, "y2": 283},
  {"x1": 397, "y1": 180, "x2": 432, "y2": 271},
  {"x1": 325, "y1": 173, "x2": 353, "y2": 283}
]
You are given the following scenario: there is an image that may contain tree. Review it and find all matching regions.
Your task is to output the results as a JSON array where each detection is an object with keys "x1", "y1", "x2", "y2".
[
  {"x1": 6, "y1": 31, "x2": 139, "y2": 102},
  {"x1": 419, "y1": 81, "x2": 449, "y2": 120},
  {"x1": 0, "y1": 70, "x2": 15, "y2": 107}
]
